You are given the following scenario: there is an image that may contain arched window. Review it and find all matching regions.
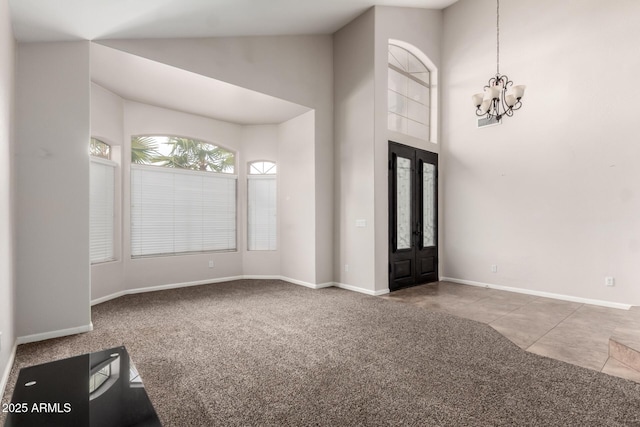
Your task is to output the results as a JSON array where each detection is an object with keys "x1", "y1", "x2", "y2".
[
  {"x1": 130, "y1": 135, "x2": 235, "y2": 173},
  {"x1": 388, "y1": 43, "x2": 433, "y2": 141},
  {"x1": 249, "y1": 161, "x2": 276, "y2": 175},
  {"x1": 89, "y1": 138, "x2": 116, "y2": 263},
  {"x1": 247, "y1": 161, "x2": 277, "y2": 251},
  {"x1": 130, "y1": 135, "x2": 237, "y2": 257}
]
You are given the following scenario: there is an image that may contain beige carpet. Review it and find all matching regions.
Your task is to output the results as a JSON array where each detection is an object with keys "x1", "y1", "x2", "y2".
[{"x1": 2, "y1": 279, "x2": 639, "y2": 426}]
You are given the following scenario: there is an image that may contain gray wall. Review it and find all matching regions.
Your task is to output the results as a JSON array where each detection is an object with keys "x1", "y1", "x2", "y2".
[
  {"x1": 0, "y1": 0, "x2": 16, "y2": 393},
  {"x1": 15, "y1": 41, "x2": 91, "y2": 339},
  {"x1": 442, "y1": 0, "x2": 640, "y2": 305}
]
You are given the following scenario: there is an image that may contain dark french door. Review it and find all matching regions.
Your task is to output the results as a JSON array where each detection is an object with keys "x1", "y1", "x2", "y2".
[{"x1": 389, "y1": 141, "x2": 438, "y2": 291}]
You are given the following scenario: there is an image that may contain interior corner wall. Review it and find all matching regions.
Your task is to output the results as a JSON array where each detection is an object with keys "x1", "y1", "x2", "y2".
[
  {"x1": 15, "y1": 41, "x2": 91, "y2": 338},
  {"x1": 97, "y1": 36, "x2": 334, "y2": 286},
  {"x1": 0, "y1": 0, "x2": 16, "y2": 390},
  {"x1": 278, "y1": 111, "x2": 317, "y2": 285},
  {"x1": 372, "y1": 6, "x2": 443, "y2": 293},
  {"x1": 442, "y1": 0, "x2": 640, "y2": 305}
]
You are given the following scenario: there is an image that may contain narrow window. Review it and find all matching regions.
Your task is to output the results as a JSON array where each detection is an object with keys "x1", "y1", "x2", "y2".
[
  {"x1": 90, "y1": 138, "x2": 116, "y2": 263},
  {"x1": 247, "y1": 161, "x2": 276, "y2": 251},
  {"x1": 130, "y1": 136, "x2": 237, "y2": 257},
  {"x1": 388, "y1": 44, "x2": 431, "y2": 141}
]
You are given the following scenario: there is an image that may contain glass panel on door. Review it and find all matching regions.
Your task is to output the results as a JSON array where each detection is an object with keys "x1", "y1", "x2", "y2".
[
  {"x1": 396, "y1": 156, "x2": 412, "y2": 250},
  {"x1": 423, "y1": 163, "x2": 435, "y2": 248}
]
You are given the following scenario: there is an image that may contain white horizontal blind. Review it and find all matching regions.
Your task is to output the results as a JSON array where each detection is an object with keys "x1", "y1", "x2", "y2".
[
  {"x1": 131, "y1": 165, "x2": 237, "y2": 257},
  {"x1": 248, "y1": 176, "x2": 277, "y2": 251},
  {"x1": 90, "y1": 158, "x2": 116, "y2": 263}
]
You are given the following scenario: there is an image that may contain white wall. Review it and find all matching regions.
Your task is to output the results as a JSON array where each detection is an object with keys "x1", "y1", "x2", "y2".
[
  {"x1": 442, "y1": 0, "x2": 640, "y2": 305},
  {"x1": 0, "y1": 0, "x2": 15, "y2": 393},
  {"x1": 15, "y1": 41, "x2": 91, "y2": 339},
  {"x1": 97, "y1": 36, "x2": 334, "y2": 285},
  {"x1": 333, "y1": 8, "x2": 376, "y2": 292}
]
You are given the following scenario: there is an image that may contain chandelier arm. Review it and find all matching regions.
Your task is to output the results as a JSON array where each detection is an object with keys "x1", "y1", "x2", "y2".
[{"x1": 500, "y1": 96, "x2": 508, "y2": 118}]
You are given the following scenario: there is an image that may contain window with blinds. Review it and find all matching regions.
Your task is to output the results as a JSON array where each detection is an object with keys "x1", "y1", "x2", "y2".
[
  {"x1": 90, "y1": 157, "x2": 116, "y2": 263},
  {"x1": 247, "y1": 161, "x2": 276, "y2": 251},
  {"x1": 131, "y1": 165, "x2": 237, "y2": 257}
]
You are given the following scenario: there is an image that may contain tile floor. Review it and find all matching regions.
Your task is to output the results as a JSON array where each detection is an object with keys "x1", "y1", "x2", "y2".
[{"x1": 380, "y1": 281, "x2": 640, "y2": 383}]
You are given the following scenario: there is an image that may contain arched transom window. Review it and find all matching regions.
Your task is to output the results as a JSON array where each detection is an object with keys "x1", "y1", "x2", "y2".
[
  {"x1": 249, "y1": 161, "x2": 276, "y2": 175},
  {"x1": 388, "y1": 43, "x2": 431, "y2": 141}
]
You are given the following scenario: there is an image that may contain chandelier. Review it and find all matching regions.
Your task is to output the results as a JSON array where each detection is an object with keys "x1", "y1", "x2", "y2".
[{"x1": 472, "y1": 0, "x2": 525, "y2": 121}]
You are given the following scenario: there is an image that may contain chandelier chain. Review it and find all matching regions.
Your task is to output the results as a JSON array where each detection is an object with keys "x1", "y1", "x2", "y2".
[{"x1": 496, "y1": 0, "x2": 500, "y2": 75}]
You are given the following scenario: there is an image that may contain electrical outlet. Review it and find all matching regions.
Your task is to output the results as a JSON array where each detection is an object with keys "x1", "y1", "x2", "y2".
[
  {"x1": 605, "y1": 276, "x2": 615, "y2": 287},
  {"x1": 345, "y1": 264, "x2": 349, "y2": 272},
  {"x1": 491, "y1": 264, "x2": 498, "y2": 273},
  {"x1": 208, "y1": 261, "x2": 214, "y2": 268}
]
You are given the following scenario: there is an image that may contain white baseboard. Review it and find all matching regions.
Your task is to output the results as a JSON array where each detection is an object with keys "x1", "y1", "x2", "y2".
[
  {"x1": 91, "y1": 291, "x2": 127, "y2": 306},
  {"x1": 279, "y1": 277, "x2": 333, "y2": 290},
  {"x1": 16, "y1": 323, "x2": 94, "y2": 345},
  {"x1": 126, "y1": 276, "x2": 246, "y2": 297},
  {"x1": 334, "y1": 282, "x2": 390, "y2": 296},
  {"x1": 91, "y1": 276, "x2": 245, "y2": 306},
  {"x1": 440, "y1": 277, "x2": 632, "y2": 310},
  {"x1": 1, "y1": 342, "x2": 17, "y2": 401},
  {"x1": 91, "y1": 275, "x2": 334, "y2": 306}
]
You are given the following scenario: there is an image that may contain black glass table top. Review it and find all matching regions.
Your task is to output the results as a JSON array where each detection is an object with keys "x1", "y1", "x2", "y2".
[{"x1": 4, "y1": 346, "x2": 162, "y2": 427}]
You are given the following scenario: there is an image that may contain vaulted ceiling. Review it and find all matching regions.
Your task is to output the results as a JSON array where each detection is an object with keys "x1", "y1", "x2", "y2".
[{"x1": 10, "y1": 0, "x2": 458, "y2": 42}]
